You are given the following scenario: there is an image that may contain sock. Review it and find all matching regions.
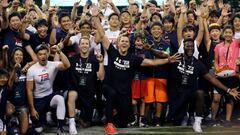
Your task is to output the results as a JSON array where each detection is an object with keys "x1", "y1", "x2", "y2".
[
  {"x1": 69, "y1": 117, "x2": 75, "y2": 125},
  {"x1": 58, "y1": 119, "x2": 64, "y2": 129}
]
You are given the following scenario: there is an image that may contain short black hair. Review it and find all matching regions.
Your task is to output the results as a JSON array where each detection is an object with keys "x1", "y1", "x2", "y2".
[
  {"x1": 231, "y1": 14, "x2": 240, "y2": 25},
  {"x1": 58, "y1": 13, "x2": 70, "y2": 23},
  {"x1": 0, "y1": 68, "x2": 9, "y2": 78},
  {"x1": 35, "y1": 19, "x2": 48, "y2": 28},
  {"x1": 79, "y1": 21, "x2": 92, "y2": 29},
  {"x1": 187, "y1": 10, "x2": 197, "y2": 20},
  {"x1": 209, "y1": 10, "x2": 220, "y2": 18},
  {"x1": 8, "y1": 12, "x2": 21, "y2": 22},
  {"x1": 150, "y1": 12, "x2": 162, "y2": 22},
  {"x1": 150, "y1": 22, "x2": 162, "y2": 29},
  {"x1": 120, "y1": 10, "x2": 131, "y2": 16},
  {"x1": 35, "y1": 44, "x2": 49, "y2": 53},
  {"x1": 182, "y1": 24, "x2": 196, "y2": 33},
  {"x1": 162, "y1": 15, "x2": 175, "y2": 25},
  {"x1": 222, "y1": 25, "x2": 234, "y2": 34},
  {"x1": 183, "y1": 38, "x2": 194, "y2": 45},
  {"x1": 148, "y1": 0, "x2": 157, "y2": 7},
  {"x1": 108, "y1": 13, "x2": 119, "y2": 21}
]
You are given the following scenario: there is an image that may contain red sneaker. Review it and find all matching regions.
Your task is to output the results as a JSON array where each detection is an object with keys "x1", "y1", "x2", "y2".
[{"x1": 105, "y1": 123, "x2": 118, "y2": 135}]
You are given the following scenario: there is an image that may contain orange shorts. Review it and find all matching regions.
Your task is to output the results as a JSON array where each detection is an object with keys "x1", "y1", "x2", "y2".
[
  {"x1": 131, "y1": 80, "x2": 148, "y2": 98},
  {"x1": 144, "y1": 78, "x2": 168, "y2": 103}
]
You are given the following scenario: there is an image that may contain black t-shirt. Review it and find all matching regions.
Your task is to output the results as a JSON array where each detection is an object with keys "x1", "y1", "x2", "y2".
[
  {"x1": 169, "y1": 57, "x2": 208, "y2": 92},
  {"x1": 107, "y1": 44, "x2": 144, "y2": 95},
  {"x1": 56, "y1": 28, "x2": 76, "y2": 57},
  {"x1": 24, "y1": 33, "x2": 51, "y2": 50},
  {"x1": 69, "y1": 53, "x2": 99, "y2": 97}
]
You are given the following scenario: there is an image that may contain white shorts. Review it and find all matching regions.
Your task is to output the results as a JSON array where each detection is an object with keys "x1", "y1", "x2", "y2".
[{"x1": 0, "y1": 119, "x2": 6, "y2": 132}]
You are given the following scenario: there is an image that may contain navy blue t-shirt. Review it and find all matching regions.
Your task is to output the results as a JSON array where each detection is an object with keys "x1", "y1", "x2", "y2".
[
  {"x1": 10, "y1": 69, "x2": 27, "y2": 107},
  {"x1": 132, "y1": 48, "x2": 153, "y2": 80},
  {"x1": 163, "y1": 30, "x2": 179, "y2": 54},
  {"x1": 2, "y1": 28, "x2": 28, "y2": 58}
]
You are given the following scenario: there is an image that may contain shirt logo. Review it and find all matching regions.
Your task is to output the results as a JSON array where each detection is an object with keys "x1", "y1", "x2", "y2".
[
  {"x1": 38, "y1": 73, "x2": 49, "y2": 82},
  {"x1": 114, "y1": 57, "x2": 130, "y2": 70}
]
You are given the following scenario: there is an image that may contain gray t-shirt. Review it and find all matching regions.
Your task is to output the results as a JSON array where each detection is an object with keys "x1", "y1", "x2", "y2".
[{"x1": 27, "y1": 61, "x2": 61, "y2": 98}]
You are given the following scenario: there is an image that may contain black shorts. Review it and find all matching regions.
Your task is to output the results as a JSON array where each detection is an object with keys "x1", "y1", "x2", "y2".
[{"x1": 214, "y1": 76, "x2": 239, "y2": 95}]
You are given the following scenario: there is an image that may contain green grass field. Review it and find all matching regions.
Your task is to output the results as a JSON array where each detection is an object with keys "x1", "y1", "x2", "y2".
[{"x1": 43, "y1": 125, "x2": 240, "y2": 135}]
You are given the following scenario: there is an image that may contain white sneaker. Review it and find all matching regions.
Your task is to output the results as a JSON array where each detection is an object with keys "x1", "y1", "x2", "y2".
[
  {"x1": 69, "y1": 123, "x2": 77, "y2": 135},
  {"x1": 193, "y1": 117, "x2": 203, "y2": 133}
]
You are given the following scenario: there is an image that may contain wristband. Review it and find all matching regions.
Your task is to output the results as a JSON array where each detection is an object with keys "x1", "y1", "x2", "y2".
[{"x1": 227, "y1": 88, "x2": 231, "y2": 93}]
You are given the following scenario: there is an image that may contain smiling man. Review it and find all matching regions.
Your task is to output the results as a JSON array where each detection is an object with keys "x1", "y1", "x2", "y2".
[
  {"x1": 26, "y1": 44, "x2": 70, "y2": 135},
  {"x1": 167, "y1": 38, "x2": 240, "y2": 133},
  {"x1": 91, "y1": 5, "x2": 181, "y2": 134}
]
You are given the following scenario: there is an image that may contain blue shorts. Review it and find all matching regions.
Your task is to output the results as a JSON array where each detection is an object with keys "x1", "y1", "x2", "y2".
[{"x1": 33, "y1": 93, "x2": 61, "y2": 126}]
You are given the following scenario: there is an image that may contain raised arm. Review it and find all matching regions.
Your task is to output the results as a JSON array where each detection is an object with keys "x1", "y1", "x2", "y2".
[
  {"x1": 194, "y1": 7, "x2": 204, "y2": 46},
  {"x1": 107, "y1": 0, "x2": 120, "y2": 15},
  {"x1": 32, "y1": 2, "x2": 47, "y2": 20},
  {"x1": 96, "y1": 51, "x2": 105, "y2": 81},
  {"x1": 91, "y1": 5, "x2": 110, "y2": 50},
  {"x1": 8, "y1": 63, "x2": 21, "y2": 88},
  {"x1": 49, "y1": 16, "x2": 58, "y2": 45},
  {"x1": 177, "y1": 5, "x2": 187, "y2": 44},
  {"x1": 1, "y1": 0, "x2": 9, "y2": 29},
  {"x1": 55, "y1": 45, "x2": 70, "y2": 70},
  {"x1": 71, "y1": 1, "x2": 80, "y2": 21},
  {"x1": 20, "y1": 15, "x2": 31, "y2": 40},
  {"x1": 203, "y1": 18, "x2": 211, "y2": 52},
  {"x1": 0, "y1": 45, "x2": 9, "y2": 69}
]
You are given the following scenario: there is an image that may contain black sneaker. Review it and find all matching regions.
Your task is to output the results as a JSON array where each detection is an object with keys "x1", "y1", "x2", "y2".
[
  {"x1": 208, "y1": 119, "x2": 217, "y2": 127},
  {"x1": 139, "y1": 116, "x2": 148, "y2": 127},
  {"x1": 152, "y1": 117, "x2": 161, "y2": 127},
  {"x1": 221, "y1": 120, "x2": 232, "y2": 128},
  {"x1": 128, "y1": 114, "x2": 138, "y2": 127}
]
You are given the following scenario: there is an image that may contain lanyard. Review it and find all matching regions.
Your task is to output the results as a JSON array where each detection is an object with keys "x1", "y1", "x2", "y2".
[{"x1": 225, "y1": 45, "x2": 231, "y2": 66}]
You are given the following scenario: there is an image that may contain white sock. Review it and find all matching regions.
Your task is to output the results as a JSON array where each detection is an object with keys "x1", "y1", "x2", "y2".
[{"x1": 69, "y1": 118, "x2": 75, "y2": 125}]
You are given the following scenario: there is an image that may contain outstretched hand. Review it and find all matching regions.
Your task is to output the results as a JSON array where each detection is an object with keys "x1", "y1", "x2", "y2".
[
  {"x1": 229, "y1": 88, "x2": 240, "y2": 100},
  {"x1": 168, "y1": 53, "x2": 182, "y2": 63}
]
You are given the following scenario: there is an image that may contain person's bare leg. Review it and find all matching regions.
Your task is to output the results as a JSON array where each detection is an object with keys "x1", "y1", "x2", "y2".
[
  {"x1": 19, "y1": 112, "x2": 29, "y2": 134},
  {"x1": 211, "y1": 94, "x2": 221, "y2": 120}
]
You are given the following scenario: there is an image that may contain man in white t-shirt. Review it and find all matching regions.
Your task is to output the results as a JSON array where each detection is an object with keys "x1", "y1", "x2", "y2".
[
  {"x1": 67, "y1": 21, "x2": 100, "y2": 52},
  {"x1": 26, "y1": 44, "x2": 70, "y2": 134}
]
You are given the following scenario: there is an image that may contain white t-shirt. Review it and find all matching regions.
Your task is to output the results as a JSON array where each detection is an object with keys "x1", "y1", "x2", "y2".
[
  {"x1": 102, "y1": 30, "x2": 120, "y2": 65},
  {"x1": 234, "y1": 32, "x2": 240, "y2": 39},
  {"x1": 178, "y1": 40, "x2": 199, "y2": 59},
  {"x1": 27, "y1": 61, "x2": 61, "y2": 98}
]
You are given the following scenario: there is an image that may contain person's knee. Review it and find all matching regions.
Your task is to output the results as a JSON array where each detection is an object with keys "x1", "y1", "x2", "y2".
[
  {"x1": 68, "y1": 91, "x2": 78, "y2": 103},
  {"x1": 52, "y1": 95, "x2": 65, "y2": 107},
  {"x1": 196, "y1": 90, "x2": 205, "y2": 99},
  {"x1": 213, "y1": 95, "x2": 221, "y2": 104}
]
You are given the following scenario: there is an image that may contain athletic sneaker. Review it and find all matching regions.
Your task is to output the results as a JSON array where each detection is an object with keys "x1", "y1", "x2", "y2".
[
  {"x1": 221, "y1": 120, "x2": 232, "y2": 128},
  {"x1": 152, "y1": 116, "x2": 161, "y2": 127},
  {"x1": 69, "y1": 122, "x2": 77, "y2": 135},
  {"x1": 193, "y1": 117, "x2": 203, "y2": 133},
  {"x1": 128, "y1": 114, "x2": 138, "y2": 127},
  {"x1": 139, "y1": 117, "x2": 148, "y2": 127},
  {"x1": 208, "y1": 119, "x2": 217, "y2": 127},
  {"x1": 105, "y1": 123, "x2": 118, "y2": 135},
  {"x1": 57, "y1": 127, "x2": 65, "y2": 135}
]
